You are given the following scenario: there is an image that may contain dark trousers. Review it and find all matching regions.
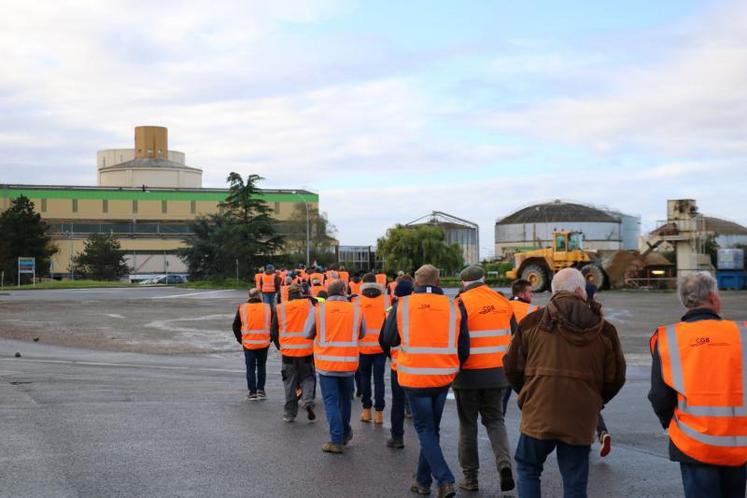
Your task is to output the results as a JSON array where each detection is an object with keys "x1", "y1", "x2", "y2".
[
  {"x1": 243, "y1": 347, "x2": 268, "y2": 394},
  {"x1": 319, "y1": 375, "x2": 354, "y2": 444},
  {"x1": 406, "y1": 389, "x2": 455, "y2": 487},
  {"x1": 390, "y1": 369, "x2": 405, "y2": 439},
  {"x1": 680, "y1": 462, "x2": 746, "y2": 498},
  {"x1": 281, "y1": 357, "x2": 316, "y2": 418},
  {"x1": 515, "y1": 433, "x2": 590, "y2": 498},
  {"x1": 359, "y1": 353, "x2": 386, "y2": 410},
  {"x1": 596, "y1": 413, "x2": 608, "y2": 437},
  {"x1": 454, "y1": 387, "x2": 512, "y2": 478}
]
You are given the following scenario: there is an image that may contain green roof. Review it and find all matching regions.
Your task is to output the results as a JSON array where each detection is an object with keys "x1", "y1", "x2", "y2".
[{"x1": 0, "y1": 185, "x2": 318, "y2": 203}]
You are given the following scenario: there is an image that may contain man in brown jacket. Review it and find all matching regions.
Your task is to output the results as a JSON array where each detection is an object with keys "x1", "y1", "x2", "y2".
[{"x1": 504, "y1": 268, "x2": 626, "y2": 498}]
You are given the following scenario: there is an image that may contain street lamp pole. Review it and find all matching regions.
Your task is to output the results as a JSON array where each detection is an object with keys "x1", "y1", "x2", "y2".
[{"x1": 292, "y1": 191, "x2": 310, "y2": 267}]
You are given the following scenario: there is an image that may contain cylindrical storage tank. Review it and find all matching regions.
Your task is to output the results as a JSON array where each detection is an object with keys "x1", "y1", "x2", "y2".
[{"x1": 495, "y1": 200, "x2": 624, "y2": 257}]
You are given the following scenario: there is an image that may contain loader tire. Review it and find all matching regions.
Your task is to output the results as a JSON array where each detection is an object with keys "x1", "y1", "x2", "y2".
[
  {"x1": 581, "y1": 264, "x2": 606, "y2": 289},
  {"x1": 521, "y1": 264, "x2": 549, "y2": 292}
]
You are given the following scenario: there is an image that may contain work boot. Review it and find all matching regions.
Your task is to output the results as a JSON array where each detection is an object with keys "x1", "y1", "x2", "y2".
[
  {"x1": 282, "y1": 415, "x2": 294, "y2": 423},
  {"x1": 306, "y1": 405, "x2": 316, "y2": 421},
  {"x1": 360, "y1": 408, "x2": 372, "y2": 423},
  {"x1": 257, "y1": 390, "x2": 266, "y2": 400},
  {"x1": 458, "y1": 476, "x2": 478, "y2": 492},
  {"x1": 436, "y1": 483, "x2": 455, "y2": 498},
  {"x1": 247, "y1": 393, "x2": 258, "y2": 401},
  {"x1": 321, "y1": 442, "x2": 344, "y2": 454},
  {"x1": 386, "y1": 437, "x2": 404, "y2": 449},
  {"x1": 500, "y1": 467, "x2": 515, "y2": 492},
  {"x1": 599, "y1": 431, "x2": 612, "y2": 457},
  {"x1": 409, "y1": 481, "x2": 431, "y2": 495},
  {"x1": 374, "y1": 409, "x2": 384, "y2": 424}
]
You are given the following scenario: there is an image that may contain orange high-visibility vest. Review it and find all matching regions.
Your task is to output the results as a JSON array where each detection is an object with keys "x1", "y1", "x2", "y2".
[
  {"x1": 349, "y1": 281, "x2": 362, "y2": 295},
  {"x1": 239, "y1": 302, "x2": 271, "y2": 350},
  {"x1": 509, "y1": 300, "x2": 538, "y2": 323},
  {"x1": 254, "y1": 273, "x2": 263, "y2": 289},
  {"x1": 338, "y1": 271, "x2": 350, "y2": 283},
  {"x1": 653, "y1": 320, "x2": 747, "y2": 466},
  {"x1": 357, "y1": 294, "x2": 388, "y2": 355},
  {"x1": 376, "y1": 273, "x2": 387, "y2": 287},
  {"x1": 279, "y1": 270, "x2": 288, "y2": 282},
  {"x1": 280, "y1": 286, "x2": 289, "y2": 304},
  {"x1": 308, "y1": 272, "x2": 324, "y2": 284},
  {"x1": 396, "y1": 294, "x2": 460, "y2": 388},
  {"x1": 261, "y1": 274, "x2": 277, "y2": 293},
  {"x1": 310, "y1": 285, "x2": 324, "y2": 297},
  {"x1": 388, "y1": 281, "x2": 397, "y2": 297},
  {"x1": 313, "y1": 300, "x2": 362, "y2": 373},
  {"x1": 278, "y1": 298, "x2": 314, "y2": 357},
  {"x1": 458, "y1": 286, "x2": 513, "y2": 370}
]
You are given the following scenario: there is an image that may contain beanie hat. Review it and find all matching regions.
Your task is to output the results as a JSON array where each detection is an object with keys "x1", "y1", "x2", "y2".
[{"x1": 394, "y1": 279, "x2": 414, "y2": 297}]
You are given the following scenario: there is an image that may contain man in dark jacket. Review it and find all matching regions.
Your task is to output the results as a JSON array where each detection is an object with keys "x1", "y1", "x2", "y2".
[
  {"x1": 504, "y1": 268, "x2": 626, "y2": 498},
  {"x1": 648, "y1": 272, "x2": 747, "y2": 498},
  {"x1": 270, "y1": 284, "x2": 317, "y2": 423},
  {"x1": 380, "y1": 264, "x2": 470, "y2": 498},
  {"x1": 232, "y1": 288, "x2": 272, "y2": 400}
]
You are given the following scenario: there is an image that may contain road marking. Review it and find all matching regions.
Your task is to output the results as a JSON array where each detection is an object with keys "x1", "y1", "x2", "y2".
[
  {"x1": 103, "y1": 313, "x2": 125, "y2": 319},
  {"x1": 152, "y1": 290, "x2": 236, "y2": 299},
  {"x1": 0, "y1": 357, "x2": 245, "y2": 374},
  {"x1": 145, "y1": 314, "x2": 234, "y2": 335}
]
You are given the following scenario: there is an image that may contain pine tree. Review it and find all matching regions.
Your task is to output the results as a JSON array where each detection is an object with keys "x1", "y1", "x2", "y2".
[
  {"x1": 0, "y1": 195, "x2": 57, "y2": 281},
  {"x1": 71, "y1": 233, "x2": 130, "y2": 280}
]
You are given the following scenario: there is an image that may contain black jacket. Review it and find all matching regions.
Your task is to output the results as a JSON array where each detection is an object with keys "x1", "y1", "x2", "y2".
[
  {"x1": 379, "y1": 285, "x2": 470, "y2": 395},
  {"x1": 648, "y1": 307, "x2": 721, "y2": 464}
]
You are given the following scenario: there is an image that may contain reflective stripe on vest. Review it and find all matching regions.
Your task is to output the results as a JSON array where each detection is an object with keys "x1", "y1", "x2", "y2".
[
  {"x1": 396, "y1": 294, "x2": 460, "y2": 387},
  {"x1": 240, "y1": 302, "x2": 271, "y2": 349},
  {"x1": 658, "y1": 320, "x2": 747, "y2": 465},
  {"x1": 391, "y1": 345, "x2": 400, "y2": 371},
  {"x1": 280, "y1": 286, "x2": 289, "y2": 304},
  {"x1": 358, "y1": 294, "x2": 387, "y2": 355},
  {"x1": 261, "y1": 274, "x2": 276, "y2": 293},
  {"x1": 278, "y1": 299, "x2": 314, "y2": 356},
  {"x1": 313, "y1": 300, "x2": 361, "y2": 372}
]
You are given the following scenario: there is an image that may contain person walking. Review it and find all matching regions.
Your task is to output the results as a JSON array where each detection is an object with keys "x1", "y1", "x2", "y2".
[
  {"x1": 232, "y1": 288, "x2": 272, "y2": 401},
  {"x1": 380, "y1": 277, "x2": 414, "y2": 449},
  {"x1": 504, "y1": 268, "x2": 626, "y2": 498},
  {"x1": 381, "y1": 264, "x2": 470, "y2": 498},
  {"x1": 355, "y1": 273, "x2": 389, "y2": 424},
  {"x1": 259, "y1": 264, "x2": 281, "y2": 305},
  {"x1": 271, "y1": 284, "x2": 317, "y2": 423},
  {"x1": 305, "y1": 280, "x2": 366, "y2": 454},
  {"x1": 453, "y1": 265, "x2": 516, "y2": 493},
  {"x1": 648, "y1": 272, "x2": 747, "y2": 498}
]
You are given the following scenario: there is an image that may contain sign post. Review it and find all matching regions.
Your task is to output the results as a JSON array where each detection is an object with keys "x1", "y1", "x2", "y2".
[{"x1": 18, "y1": 257, "x2": 35, "y2": 287}]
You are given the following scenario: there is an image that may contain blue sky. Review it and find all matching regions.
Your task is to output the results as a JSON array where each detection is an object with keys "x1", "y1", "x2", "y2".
[{"x1": 1, "y1": 0, "x2": 744, "y2": 256}]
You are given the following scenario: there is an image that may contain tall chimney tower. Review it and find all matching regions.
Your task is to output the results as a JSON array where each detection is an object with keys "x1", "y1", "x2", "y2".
[{"x1": 134, "y1": 126, "x2": 168, "y2": 159}]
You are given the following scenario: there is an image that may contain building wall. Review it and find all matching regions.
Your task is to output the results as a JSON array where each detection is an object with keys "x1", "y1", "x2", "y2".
[
  {"x1": 98, "y1": 167, "x2": 202, "y2": 189},
  {"x1": 444, "y1": 226, "x2": 479, "y2": 266},
  {"x1": 1, "y1": 186, "x2": 319, "y2": 276}
]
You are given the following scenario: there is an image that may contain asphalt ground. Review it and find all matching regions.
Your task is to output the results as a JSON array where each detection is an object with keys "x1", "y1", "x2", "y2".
[{"x1": 1, "y1": 287, "x2": 746, "y2": 497}]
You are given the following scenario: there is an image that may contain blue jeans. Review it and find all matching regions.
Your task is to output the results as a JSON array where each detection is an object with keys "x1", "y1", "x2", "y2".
[
  {"x1": 359, "y1": 353, "x2": 386, "y2": 410},
  {"x1": 406, "y1": 389, "x2": 455, "y2": 486},
  {"x1": 261, "y1": 292, "x2": 276, "y2": 305},
  {"x1": 680, "y1": 462, "x2": 746, "y2": 498},
  {"x1": 243, "y1": 347, "x2": 268, "y2": 394},
  {"x1": 319, "y1": 375, "x2": 354, "y2": 444},
  {"x1": 515, "y1": 433, "x2": 590, "y2": 498},
  {"x1": 390, "y1": 369, "x2": 405, "y2": 439}
]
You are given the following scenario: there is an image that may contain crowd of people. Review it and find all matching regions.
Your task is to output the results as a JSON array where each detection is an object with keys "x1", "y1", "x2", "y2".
[{"x1": 231, "y1": 263, "x2": 746, "y2": 498}]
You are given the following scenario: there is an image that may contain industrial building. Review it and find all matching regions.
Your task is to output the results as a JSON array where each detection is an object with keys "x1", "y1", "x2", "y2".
[
  {"x1": 0, "y1": 126, "x2": 318, "y2": 278},
  {"x1": 406, "y1": 211, "x2": 480, "y2": 266},
  {"x1": 494, "y1": 200, "x2": 640, "y2": 257}
]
